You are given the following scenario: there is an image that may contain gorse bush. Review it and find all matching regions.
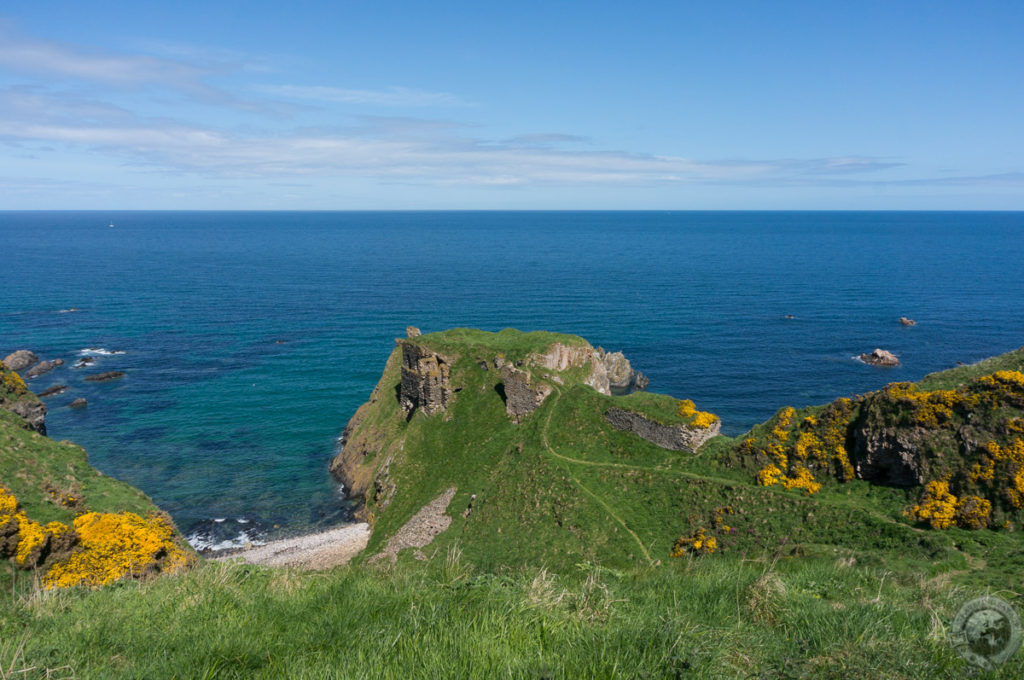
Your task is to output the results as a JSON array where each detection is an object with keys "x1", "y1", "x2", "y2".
[{"x1": 0, "y1": 486, "x2": 193, "y2": 588}]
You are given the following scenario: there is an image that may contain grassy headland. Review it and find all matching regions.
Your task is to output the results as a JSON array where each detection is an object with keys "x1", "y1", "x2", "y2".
[{"x1": 1, "y1": 331, "x2": 1022, "y2": 678}]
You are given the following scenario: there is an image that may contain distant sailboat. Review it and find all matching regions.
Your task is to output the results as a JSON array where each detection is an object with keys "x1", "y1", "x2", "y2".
[{"x1": 109, "y1": 221, "x2": 114, "y2": 228}]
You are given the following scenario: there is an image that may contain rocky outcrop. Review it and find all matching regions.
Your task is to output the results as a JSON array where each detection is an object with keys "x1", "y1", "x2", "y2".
[
  {"x1": 84, "y1": 371, "x2": 125, "y2": 382},
  {"x1": 500, "y1": 365, "x2": 553, "y2": 423},
  {"x1": 69, "y1": 398, "x2": 87, "y2": 409},
  {"x1": 399, "y1": 342, "x2": 452, "y2": 418},
  {"x1": 860, "y1": 349, "x2": 900, "y2": 367},
  {"x1": 528, "y1": 343, "x2": 610, "y2": 395},
  {"x1": 899, "y1": 317, "x2": 916, "y2": 327},
  {"x1": 850, "y1": 426, "x2": 928, "y2": 486},
  {"x1": 3, "y1": 351, "x2": 38, "y2": 372},
  {"x1": 9, "y1": 400, "x2": 47, "y2": 435},
  {"x1": 26, "y1": 359, "x2": 63, "y2": 379},
  {"x1": 37, "y1": 385, "x2": 68, "y2": 398},
  {"x1": 605, "y1": 408, "x2": 719, "y2": 452},
  {"x1": 406, "y1": 326, "x2": 422, "y2": 338}
]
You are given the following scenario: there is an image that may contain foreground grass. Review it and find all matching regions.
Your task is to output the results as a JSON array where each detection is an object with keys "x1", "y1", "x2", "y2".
[{"x1": 2, "y1": 549, "x2": 1020, "y2": 679}]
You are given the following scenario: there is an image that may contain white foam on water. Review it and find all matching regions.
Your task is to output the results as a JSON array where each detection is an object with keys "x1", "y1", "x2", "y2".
[{"x1": 79, "y1": 348, "x2": 126, "y2": 356}]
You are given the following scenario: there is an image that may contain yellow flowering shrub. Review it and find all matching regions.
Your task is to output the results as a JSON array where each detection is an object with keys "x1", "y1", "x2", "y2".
[
  {"x1": 44, "y1": 511, "x2": 191, "y2": 589},
  {"x1": 908, "y1": 480, "x2": 958, "y2": 529},
  {"x1": 2, "y1": 486, "x2": 191, "y2": 588},
  {"x1": 670, "y1": 527, "x2": 717, "y2": 557},
  {"x1": 771, "y1": 407, "x2": 796, "y2": 442},
  {"x1": 1, "y1": 486, "x2": 69, "y2": 567},
  {"x1": 955, "y1": 495, "x2": 992, "y2": 530},
  {"x1": 0, "y1": 361, "x2": 28, "y2": 396},
  {"x1": 757, "y1": 464, "x2": 784, "y2": 486},
  {"x1": 677, "y1": 399, "x2": 719, "y2": 429},
  {"x1": 781, "y1": 466, "x2": 822, "y2": 495}
]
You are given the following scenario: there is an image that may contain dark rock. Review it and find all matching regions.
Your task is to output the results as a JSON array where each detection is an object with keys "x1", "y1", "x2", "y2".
[
  {"x1": 37, "y1": 385, "x2": 68, "y2": 398},
  {"x1": 3, "y1": 350, "x2": 38, "y2": 372},
  {"x1": 26, "y1": 359, "x2": 63, "y2": 379},
  {"x1": 69, "y1": 398, "x2": 88, "y2": 408},
  {"x1": 84, "y1": 371, "x2": 125, "y2": 382},
  {"x1": 860, "y1": 349, "x2": 900, "y2": 367},
  {"x1": 851, "y1": 425, "x2": 928, "y2": 486},
  {"x1": 899, "y1": 317, "x2": 916, "y2": 326},
  {"x1": 500, "y1": 365, "x2": 553, "y2": 423},
  {"x1": 10, "y1": 400, "x2": 46, "y2": 435},
  {"x1": 73, "y1": 357, "x2": 95, "y2": 368},
  {"x1": 398, "y1": 342, "x2": 451, "y2": 418},
  {"x1": 605, "y1": 408, "x2": 719, "y2": 452}
]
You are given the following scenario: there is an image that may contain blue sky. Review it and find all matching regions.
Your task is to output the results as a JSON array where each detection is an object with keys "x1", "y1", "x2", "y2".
[{"x1": 1, "y1": 1, "x2": 1022, "y2": 209}]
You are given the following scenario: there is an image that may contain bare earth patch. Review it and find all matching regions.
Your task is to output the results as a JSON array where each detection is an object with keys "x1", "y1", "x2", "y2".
[
  {"x1": 371, "y1": 487, "x2": 457, "y2": 563},
  {"x1": 215, "y1": 523, "x2": 371, "y2": 570}
]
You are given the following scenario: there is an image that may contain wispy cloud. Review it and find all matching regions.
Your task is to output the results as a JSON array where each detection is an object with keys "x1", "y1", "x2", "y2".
[
  {"x1": 259, "y1": 84, "x2": 473, "y2": 108},
  {"x1": 0, "y1": 89, "x2": 909, "y2": 187}
]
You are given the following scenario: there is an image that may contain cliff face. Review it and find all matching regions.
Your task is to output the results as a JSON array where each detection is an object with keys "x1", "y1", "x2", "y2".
[{"x1": 1, "y1": 360, "x2": 46, "y2": 435}]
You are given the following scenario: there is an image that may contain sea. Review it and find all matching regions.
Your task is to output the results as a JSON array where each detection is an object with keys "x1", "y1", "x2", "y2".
[{"x1": 2, "y1": 211, "x2": 1023, "y2": 550}]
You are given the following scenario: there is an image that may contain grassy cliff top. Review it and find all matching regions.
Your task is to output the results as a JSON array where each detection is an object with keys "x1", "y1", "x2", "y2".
[{"x1": 405, "y1": 327, "x2": 590, "y2": 359}]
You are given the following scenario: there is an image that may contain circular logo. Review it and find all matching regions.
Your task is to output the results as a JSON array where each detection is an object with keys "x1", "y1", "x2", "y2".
[{"x1": 950, "y1": 596, "x2": 1022, "y2": 670}]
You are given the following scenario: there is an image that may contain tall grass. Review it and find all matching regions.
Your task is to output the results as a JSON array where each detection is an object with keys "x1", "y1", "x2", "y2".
[{"x1": 2, "y1": 552, "x2": 1018, "y2": 679}]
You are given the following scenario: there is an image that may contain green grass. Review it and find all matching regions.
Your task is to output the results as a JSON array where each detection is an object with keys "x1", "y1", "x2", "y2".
[
  {"x1": 0, "y1": 410, "x2": 159, "y2": 527},
  {"x1": 1, "y1": 549, "x2": 1020, "y2": 679}
]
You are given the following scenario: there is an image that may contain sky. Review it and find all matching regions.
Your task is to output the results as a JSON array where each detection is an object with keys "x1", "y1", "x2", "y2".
[{"x1": 1, "y1": 1, "x2": 1023, "y2": 210}]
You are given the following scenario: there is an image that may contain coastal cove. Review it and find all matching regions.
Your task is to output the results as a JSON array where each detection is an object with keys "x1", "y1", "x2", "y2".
[{"x1": 2, "y1": 210, "x2": 1024, "y2": 548}]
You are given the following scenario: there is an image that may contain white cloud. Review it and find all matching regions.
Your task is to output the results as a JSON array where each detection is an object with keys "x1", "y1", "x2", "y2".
[{"x1": 259, "y1": 85, "x2": 473, "y2": 108}]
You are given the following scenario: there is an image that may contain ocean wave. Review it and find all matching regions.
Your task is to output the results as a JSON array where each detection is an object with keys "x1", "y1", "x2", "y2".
[
  {"x1": 78, "y1": 347, "x2": 126, "y2": 356},
  {"x1": 186, "y1": 517, "x2": 267, "y2": 552},
  {"x1": 57, "y1": 308, "x2": 81, "y2": 314}
]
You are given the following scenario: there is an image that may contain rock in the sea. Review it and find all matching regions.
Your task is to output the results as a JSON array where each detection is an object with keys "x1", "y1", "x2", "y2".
[
  {"x1": 500, "y1": 365, "x2": 553, "y2": 423},
  {"x1": 37, "y1": 385, "x2": 68, "y2": 398},
  {"x1": 69, "y1": 398, "x2": 88, "y2": 408},
  {"x1": 3, "y1": 350, "x2": 38, "y2": 372},
  {"x1": 406, "y1": 326, "x2": 422, "y2": 338},
  {"x1": 899, "y1": 317, "x2": 916, "y2": 326},
  {"x1": 25, "y1": 359, "x2": 63, "y2": 379},
  {"x1": 860, "y1": 349, "x2": 900, "y2": 367},
  {"x1": 9, "y1": 400, "x2": 46, "y2": 434},
  {"x1": 84, "y1": 371, "x2": 125, "y2": 382},
  {"x1": 632, "y1": 371, "x2": 650, "y2": 391},
  {"x1": 73, "y1": 356, "x2": 95, "y2": 368},
  {"x1": 605, "y1": 408, "x2": 719, "y2": 452},
  {"x1": 398, "y1": 341, "x2": 451, "y2": 418}
]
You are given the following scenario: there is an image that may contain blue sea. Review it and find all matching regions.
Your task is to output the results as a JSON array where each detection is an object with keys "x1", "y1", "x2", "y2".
[{"x1": 2, "y1": 211, "x2": 1023, "y2": 549}]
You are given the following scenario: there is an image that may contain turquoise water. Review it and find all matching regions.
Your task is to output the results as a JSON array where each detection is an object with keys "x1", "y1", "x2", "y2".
[{"x1": 2, "y1": 211, "x2": 1023, "y2": 548}]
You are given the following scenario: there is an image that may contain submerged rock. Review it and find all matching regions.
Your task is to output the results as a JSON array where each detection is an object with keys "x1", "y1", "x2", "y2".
[
  {"x1": 3, "y1": 350, "x2": 38, "y2": 372},
  {"x1": 69, "y1": 398, "x2": 87, "y2": 408},
  {"x1": 84, "y1": 371, "x2": 125, "y2": 382},
  {"x1": 37, "y1": 385, "x2": 68, "y2": 398},
  {"x1": 860, "y1": 349, "x2": 900, "y2": 367}
]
